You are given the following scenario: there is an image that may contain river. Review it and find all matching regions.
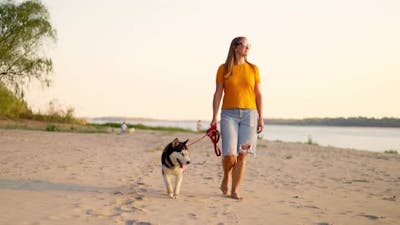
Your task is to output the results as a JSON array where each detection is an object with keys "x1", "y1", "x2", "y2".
[{"x1": 90, "y1": 118, "x2": 400, "y2": 153}]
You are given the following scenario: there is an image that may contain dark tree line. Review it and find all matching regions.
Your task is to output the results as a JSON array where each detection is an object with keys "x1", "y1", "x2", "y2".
[{"x1": 264, "y1": 117, "x2": 400, "y2": 128}]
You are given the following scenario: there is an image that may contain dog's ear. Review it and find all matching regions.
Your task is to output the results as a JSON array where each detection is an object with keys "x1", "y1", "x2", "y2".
[
  {"x1": 182, "y1": 139, "x2": 189, "y2": 146},
  {"x1": 171, "y1": 138, "x2": 180, "y2": 148}
]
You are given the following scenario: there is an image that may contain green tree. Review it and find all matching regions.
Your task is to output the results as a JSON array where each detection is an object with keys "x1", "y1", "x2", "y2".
[{"x1": 0, "y1": 0, "x2": 56, "y2": 98}]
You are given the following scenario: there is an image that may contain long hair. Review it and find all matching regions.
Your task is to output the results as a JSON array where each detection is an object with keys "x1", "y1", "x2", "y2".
[{"x1": 224, "y1": 36, "x2": 254, "y2": 78}]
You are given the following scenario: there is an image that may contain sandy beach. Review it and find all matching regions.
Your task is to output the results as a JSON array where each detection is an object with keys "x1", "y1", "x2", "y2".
[{"x1": 0, "y1": 128, "x2": 399, "y2": 225}]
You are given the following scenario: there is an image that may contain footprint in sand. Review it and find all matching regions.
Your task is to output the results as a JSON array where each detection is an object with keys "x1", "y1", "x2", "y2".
[
  {"x1": 136, "y1": 177, "x2": 145, "y2": 185},
  {"x1": 188, "y1": 212, "x2": 199, "y2": 220},
  {"x1": 358, "y1": 214, "x2": 384, "y2": 220},
  {"x1": 125, "y1": 220, "x2": 151, "y2": 225},
  {"x1": 86, "y1": 208, "x2": 121, "y2": 218},
  {"x1": 202, "y1": 176, "x2": 213, "y2": 184},
  {"x1": 115, "y1": 204, "x2": 138, "y2": 213}
]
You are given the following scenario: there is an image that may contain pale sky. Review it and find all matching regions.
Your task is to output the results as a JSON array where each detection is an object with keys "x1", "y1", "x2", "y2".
[{"x1": 26, "y1": 0, "x2": 400, "y2": 120}]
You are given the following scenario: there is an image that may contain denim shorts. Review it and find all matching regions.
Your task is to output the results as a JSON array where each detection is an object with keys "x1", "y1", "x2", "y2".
[{"x1": 220, "y1": 109, "x2": 258, "y2": 156}]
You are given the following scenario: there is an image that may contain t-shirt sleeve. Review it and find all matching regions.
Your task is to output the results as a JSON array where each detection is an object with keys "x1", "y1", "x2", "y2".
[{"x1": 216, "y1": 64, "x2": 225, "y2": 83}]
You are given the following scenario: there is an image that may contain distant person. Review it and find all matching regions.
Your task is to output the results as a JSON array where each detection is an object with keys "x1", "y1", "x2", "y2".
[
  {"x1": 120, "y1": 122, "x2": 128, "y2": 134},
  {"x1": 197, "y1": 120, "x2": 202, "y2": 132},
  {"x1": 211, "y1": 36, "x2": 264, "y2": 200}
]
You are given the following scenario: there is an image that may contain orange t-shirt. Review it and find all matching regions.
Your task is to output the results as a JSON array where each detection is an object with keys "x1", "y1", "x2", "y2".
[{"x1": 216, "y1": 62, "x2": 260, "y2": 109}]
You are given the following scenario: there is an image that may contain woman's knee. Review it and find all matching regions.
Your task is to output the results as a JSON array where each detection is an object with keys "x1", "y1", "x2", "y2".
[{"x1": 237, "y1": 152, "x2": 246, "y2": 162}]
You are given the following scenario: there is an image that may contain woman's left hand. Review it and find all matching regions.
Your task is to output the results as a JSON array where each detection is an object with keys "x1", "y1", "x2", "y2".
[{"x1": 257, "y1": 119, "x2": 264, "y2": 134}]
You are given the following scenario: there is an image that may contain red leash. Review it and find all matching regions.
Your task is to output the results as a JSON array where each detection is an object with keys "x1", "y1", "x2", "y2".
[
  {"x1": 207, "y1": 123, "x2": 222, "y2": 156},
  {"x1": 187, "y1": 123, "x2": 221, "y2": 156}
]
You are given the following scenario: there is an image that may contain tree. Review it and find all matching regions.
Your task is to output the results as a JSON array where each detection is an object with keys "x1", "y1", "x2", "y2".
[{"x1": 0, "y1": 0, "x2": 56, "y2": 98}]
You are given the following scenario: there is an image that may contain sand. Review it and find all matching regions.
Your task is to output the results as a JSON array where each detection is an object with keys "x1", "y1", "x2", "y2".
[{"x1": 0, "y1": 129, "x2": 399, "y2": 225}]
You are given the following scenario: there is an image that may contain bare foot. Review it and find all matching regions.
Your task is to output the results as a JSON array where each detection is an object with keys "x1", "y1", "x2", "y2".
[
  {"x1": 231, "y1": 193, "x2": 243, "y2": 200},
  {"x1": 220, "y1": 185, "x2": 228, "y2": 195}
]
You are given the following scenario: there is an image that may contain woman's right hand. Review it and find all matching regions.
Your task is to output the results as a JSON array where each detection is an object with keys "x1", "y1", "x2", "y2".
[{"x1": 210, "y1": 118, "x2": 217, "y2": 126}]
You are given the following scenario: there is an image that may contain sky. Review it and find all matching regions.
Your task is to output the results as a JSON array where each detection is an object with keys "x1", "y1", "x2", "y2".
[{"x1": 25, "y1": 0, "x2": 400, "y2": 120}]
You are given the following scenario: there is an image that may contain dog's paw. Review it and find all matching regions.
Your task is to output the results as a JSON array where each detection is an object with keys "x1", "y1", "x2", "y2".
[{"x1": 168, "y1": 193, "x2": 174, "y2": 198}]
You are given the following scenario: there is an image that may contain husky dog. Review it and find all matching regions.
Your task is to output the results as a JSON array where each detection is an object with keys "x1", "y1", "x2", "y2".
[{"x1": 161, "y1": 138, "x2": 190, "y2": 199}]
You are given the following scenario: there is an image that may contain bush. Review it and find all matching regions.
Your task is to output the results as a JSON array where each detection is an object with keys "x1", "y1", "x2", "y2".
[
  {"x1": 0, "y1": 82, "x2": 30, "y2": 118},
  {"x1": 384, "y1": 150, "x2": 398, "y2": 154},
  {"x1": 45, "y1": 124, "x2": 59, "y2": 132},
  {"x1": 1, "y1": 83, "x2": 86, "y2": 125},
  {"x1": 21, "y1": 100, "x2": 86, "y2": 125}
]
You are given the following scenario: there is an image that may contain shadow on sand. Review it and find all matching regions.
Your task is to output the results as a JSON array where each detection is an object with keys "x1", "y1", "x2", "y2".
[{"x1": 0, "y1": 178, "x2": 122, "y2": 193}]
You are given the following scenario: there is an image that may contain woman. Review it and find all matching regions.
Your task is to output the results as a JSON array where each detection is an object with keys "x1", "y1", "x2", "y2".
[{"x1": 211, "y1": 36, "x2": 264, "y2": 200}]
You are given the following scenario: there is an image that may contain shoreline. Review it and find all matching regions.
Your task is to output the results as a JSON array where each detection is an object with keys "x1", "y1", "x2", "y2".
[
  {"x1": 1, "y1": 118, "x2": 399, "y2": 153},
  {"x1": 89, "y1": 119, "x2": 400, "y2": 153}
]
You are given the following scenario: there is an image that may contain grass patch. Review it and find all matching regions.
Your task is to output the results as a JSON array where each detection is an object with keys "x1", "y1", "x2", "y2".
[
  {"x1": 1, "y1": 84, "x2": 202, "y2": 134},
  {"x1": 45, "y1": 124, "x2": 60, "y2": 132},
  {"x1": 1, "y1": 84, "x2": 86, "y2": 125},
  {"x1": 384, "y1": 150, "x2": 398, "y2": 154},
  {"x1": 2, "y1": 84, "x2": 187, "y2": 134},
  {"x1": 0, "y1": 87, "x2": 109, "y2": 133},
  {"x1": 1, "y1": 119, "x2": 110, "y2": 133},
  {"x1": 1, "y1": 120, "x2": 195, "y2": 134},
  {"x1": 22, "y1": 100, "x2": 86, "y2": 125}
]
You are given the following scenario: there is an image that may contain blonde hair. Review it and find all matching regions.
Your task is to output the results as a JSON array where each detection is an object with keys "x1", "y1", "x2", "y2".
[{"x1": 223, "y1": 36, "x2": 255, "y2": 78}]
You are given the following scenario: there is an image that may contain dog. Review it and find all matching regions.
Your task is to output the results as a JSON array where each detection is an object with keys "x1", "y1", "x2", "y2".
[{"x1": 161, "y1": 138, "x2": 190, "y2": 199}]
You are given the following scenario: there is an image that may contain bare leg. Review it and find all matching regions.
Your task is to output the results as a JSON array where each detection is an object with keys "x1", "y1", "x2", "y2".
[
  {"x1": 220, "y1": 155, "x2": 236, "y2": 195},
  {"x1": 231, "y1": 147, "x2": 248, "y2": 200}
]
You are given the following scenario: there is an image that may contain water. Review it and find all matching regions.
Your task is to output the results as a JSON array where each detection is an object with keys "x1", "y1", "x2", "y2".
[
  {"x1": 262, "y1": 125, "x2": 400, "y2": 152},
  {"x1": 90, "y1": 118, "x2": 400, "y2": 152}
]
